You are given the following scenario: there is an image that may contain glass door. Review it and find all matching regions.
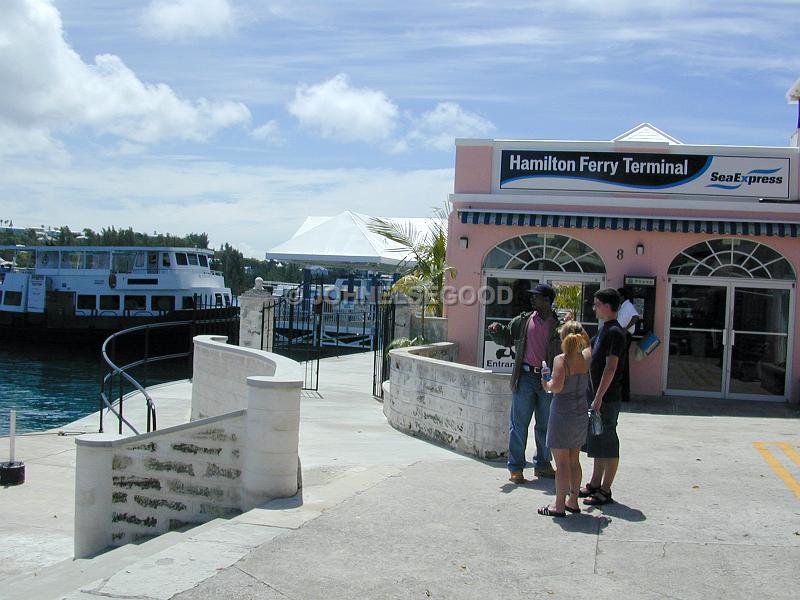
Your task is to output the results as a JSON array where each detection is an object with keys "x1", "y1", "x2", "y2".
[
  {"x1": 666, "y1": 283, "x2": 729, "y2": 396},
  {"x1": 727, "y1": 286, "x2": 791, "y2": 399},
  {"x1": 666, "y1": 280, "x2": 793, "y2": 400},
  {"x1": 479, "y1": 272, "x2": 605, "y2": 372}
]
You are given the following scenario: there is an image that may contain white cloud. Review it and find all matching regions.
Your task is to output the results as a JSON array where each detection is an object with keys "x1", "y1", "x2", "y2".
[
  {"x1": 0, "y1": 0, "x2": 250, "y2": 156},
  {"x1": 250, "y1": 120, "x2": 280, "y2": 141},
  {"x1": 287, "y1": 74, "x2": 399, "y2": 144},
  {"x1": 141, "y1": 0, "x2": 235, "y2": 40},
  {"x1": 405, "y1": 102, "x2": 495, "y2": 151}
]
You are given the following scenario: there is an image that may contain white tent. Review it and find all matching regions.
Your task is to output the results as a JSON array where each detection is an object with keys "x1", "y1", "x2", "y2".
[{"x1": 266, "y1": 210, "x2": 435, "y2": 266}]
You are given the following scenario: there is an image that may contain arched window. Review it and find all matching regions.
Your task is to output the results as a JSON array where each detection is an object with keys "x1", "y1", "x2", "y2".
[
  {"x1": 483, "y1": 233, "x2": 605, "y2": 273},
  {"x1": 668, "y1": 239, "x2": 795, "y2": 280}
]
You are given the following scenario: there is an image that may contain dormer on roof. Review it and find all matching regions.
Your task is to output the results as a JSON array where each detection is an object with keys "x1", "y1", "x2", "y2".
[{"x1": 613, "y1": 123, "x2": 682, "y2": 145}]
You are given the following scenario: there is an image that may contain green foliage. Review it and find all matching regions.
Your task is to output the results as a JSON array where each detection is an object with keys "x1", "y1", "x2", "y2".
[
  {"x1": 554, "y1": 283, "x2": 582, "y2": 314},
  {"x1": 0, "y1": 225, "x2": 210, "y2": 249},
  {"x1": 367, "y1": 204, "x2": 455, "y2": 317},
  {"x1": 387, "y1": 336, "x2": 429, "y2": 350}
]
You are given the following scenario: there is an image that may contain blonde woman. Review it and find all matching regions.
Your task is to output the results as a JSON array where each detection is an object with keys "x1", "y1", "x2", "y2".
[{"x1": 538, "y1": 321, "x2": 591, "y2": 517}]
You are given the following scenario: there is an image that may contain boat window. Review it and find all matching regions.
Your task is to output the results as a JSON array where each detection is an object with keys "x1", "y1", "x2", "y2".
[
  {"x1": 162, "y1": 253, "x2": 171, "y2": 268},
  {"x1": 38, "y1": 251, "x2": 58, "y2": 268},
  {"x1": 3, "y1": 291, "x2": 22, "y2": 306},
  {"x1": 0, "y1": 291, "x2": 3, "y2": 303},
  {"x1": 187, "y1": 253, "x2": 199, "y2": 266},
  {"x1": 112, "y1": 254, "x2": 135, "y2": 273},
  {"x1": 134, "y1": 253, "x2": 145, "y2": 268},
  {"x1": 151, "y1": 295, "x2": 175, "y2": 312},
  {"x1": 198, "y1": 255, "x2": 209, "y2": 267},
  {"x1": 77, "y1": 295, "x2": 96, "y2": 310},
  {"x1": 214, "y1": 293, "x2": 223, "y2": 307},
  {"x1": 85, "y1": 253, "x2": 110, "y2": 270},
  {"x1": 224, "y1": 294, "x2": 231, "y2": 307},
  {"x1": 175, "y1": 253, "x2": 188, "y2": 266},
  {"x1": 124, "y1": 295, "x2": 146, "y2": 310},
  {"x1": 182, "y1": 296, "x2": 195, "y2": 309},
  {"x1": 60, "y1": 252, "x2": 83, "y2": 269},
  {"x1": 99, "y1": 295, "x2": 120, "y2": 310}
]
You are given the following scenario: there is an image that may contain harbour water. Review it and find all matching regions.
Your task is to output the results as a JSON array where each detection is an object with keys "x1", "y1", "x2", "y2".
[{"x1": 0, "y1": 340, "x2": 188, "y2": 436}]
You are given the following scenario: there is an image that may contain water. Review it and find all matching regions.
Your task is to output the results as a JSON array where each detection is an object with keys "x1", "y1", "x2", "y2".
[{"x1": 0, "y1": 340, "x2": 189, "y2": 436}]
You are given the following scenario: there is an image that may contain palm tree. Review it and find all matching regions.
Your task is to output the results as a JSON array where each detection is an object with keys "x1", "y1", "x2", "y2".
[{"x1": 367, "y1": 205, "x2": 455, "y2": 318}]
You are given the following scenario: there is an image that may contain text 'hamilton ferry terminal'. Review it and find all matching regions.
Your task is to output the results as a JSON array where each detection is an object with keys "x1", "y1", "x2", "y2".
[{"x1": 506, "y1": 153, "x2": 694, "y2": 176}]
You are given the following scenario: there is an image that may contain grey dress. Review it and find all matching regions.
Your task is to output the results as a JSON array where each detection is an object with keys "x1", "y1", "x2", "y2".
[{"x1": 546, "y1": 362, "x2": 589, "y2": 449}]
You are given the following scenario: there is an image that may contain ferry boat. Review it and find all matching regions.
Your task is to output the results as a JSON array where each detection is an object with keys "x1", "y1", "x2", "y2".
[{"x1": 0, "y1": 245, "x2": 234, "y2": 338}]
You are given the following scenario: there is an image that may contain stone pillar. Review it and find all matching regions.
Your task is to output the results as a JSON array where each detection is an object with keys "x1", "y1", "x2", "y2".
[
  {"x1": 392, "y1": 295, "x2": 414, "y2": 340},
  {"x1": 74, "y1": 433, "x2": 125, "y2": 558},
  {"x1": 241, "y1": 375, "x2": 303, "y2": 510},
  {"x1": 238, "y1": 277, "x2": 278, "y2": 351}
]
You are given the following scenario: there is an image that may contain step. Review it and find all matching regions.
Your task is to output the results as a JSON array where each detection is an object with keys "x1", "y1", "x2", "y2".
[{"x1": 2, "y1": 518, "x2": 229, "y2": 600}]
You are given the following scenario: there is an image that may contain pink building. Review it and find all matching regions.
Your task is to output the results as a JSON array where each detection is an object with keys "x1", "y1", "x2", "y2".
[{"x1": 445, "y1": 123, "x2": 800, "y2": 404}]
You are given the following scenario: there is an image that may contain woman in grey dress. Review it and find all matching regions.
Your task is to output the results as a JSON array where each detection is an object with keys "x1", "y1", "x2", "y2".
[{"x1": 538, "y1": 321, "x2": 591, "y2": 517}]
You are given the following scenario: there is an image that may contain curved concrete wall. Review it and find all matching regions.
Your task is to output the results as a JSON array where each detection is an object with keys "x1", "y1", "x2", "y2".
[
  {"x1": 191, "y1": 335, "x2": 301, "y2": 420},
  {"x1": 384, "y1": 342, "x2": 511, "y2": 460}
]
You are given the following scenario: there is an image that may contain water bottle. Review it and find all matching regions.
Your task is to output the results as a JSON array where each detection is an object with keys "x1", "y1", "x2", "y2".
[
  {"x1": 540, "y1": 360, "x2": 551, "y2": 394},
  {"x1": 589, "y1": 410, "x2": 603, "y2": 436},
  {"x1": 540, "y1": 360, "x2": 551, "y2": 381}
]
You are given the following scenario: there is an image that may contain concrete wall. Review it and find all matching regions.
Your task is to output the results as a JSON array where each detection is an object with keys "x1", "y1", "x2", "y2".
[
  {"x1": 410, "y1": 314, "x2": 448, "y2": 343},
  {"x1": 384, "y1": 342, "x2": 511, "y2": 460},
  {"x1": 75, "y1": 413, "x2": 246, "y2": 554},
  {"x1": 75, "y1": 336, "x2": 303, "y2": 558},
  {"x1": 191, "y1": 335, "x2": 300, "y2": 420}
]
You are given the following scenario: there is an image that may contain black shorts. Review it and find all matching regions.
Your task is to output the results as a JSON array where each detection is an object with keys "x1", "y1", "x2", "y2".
[{"x1": 587, "y1": 388, "x2": 621, "y2": 459}]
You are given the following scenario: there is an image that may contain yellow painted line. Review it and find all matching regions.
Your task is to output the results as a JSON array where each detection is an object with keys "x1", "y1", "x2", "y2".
[
  {"x1": 778, "y1": 442, "x2": 800, "y2": 467},
  {"x1": 753, "y1": 442, "x2": 800, "y2": 498}
]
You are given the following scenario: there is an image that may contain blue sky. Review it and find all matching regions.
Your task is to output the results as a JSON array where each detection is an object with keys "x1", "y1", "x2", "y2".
[{"x1": 1, "y1": 0, "x2": 798, "y2": 257}]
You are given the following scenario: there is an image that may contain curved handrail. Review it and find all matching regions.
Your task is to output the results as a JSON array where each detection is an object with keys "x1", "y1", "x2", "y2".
[{"x1": 99, "y1": 320, "x2": 195, "y2": 435}]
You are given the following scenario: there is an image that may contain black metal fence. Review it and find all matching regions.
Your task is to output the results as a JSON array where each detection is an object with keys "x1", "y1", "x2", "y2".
[{"x1": 372, "y1": 299, "x2": 396, "y2": 398}]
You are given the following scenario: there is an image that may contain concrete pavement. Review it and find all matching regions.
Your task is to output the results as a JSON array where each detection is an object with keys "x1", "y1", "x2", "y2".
[{"x1": 1, "y1": 350, "x2": 799, "y2": 599}]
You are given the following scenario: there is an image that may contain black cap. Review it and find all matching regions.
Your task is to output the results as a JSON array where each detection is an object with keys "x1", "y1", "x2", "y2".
[{"x1": 528, "y1": 283, "x2": 556, "y2": 303}]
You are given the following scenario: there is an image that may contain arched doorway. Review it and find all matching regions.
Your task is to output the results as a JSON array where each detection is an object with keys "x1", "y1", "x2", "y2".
[
  {"x1": 480, "y1": 233, "x2": 606, "y2": 371},
  {"x1": 665, "y1": 238, "x2": 795, "y2": 400}
]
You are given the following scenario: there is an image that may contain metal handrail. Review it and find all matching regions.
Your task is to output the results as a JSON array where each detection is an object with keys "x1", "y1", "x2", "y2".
[{"x1": 99, "y1": 320, "x2": 194, "y2": 435}]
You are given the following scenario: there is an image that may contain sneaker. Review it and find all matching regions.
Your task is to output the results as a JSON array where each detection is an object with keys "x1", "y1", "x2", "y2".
[{"x1": 534, "y1": 464, "x2": 556, "y2": 478}]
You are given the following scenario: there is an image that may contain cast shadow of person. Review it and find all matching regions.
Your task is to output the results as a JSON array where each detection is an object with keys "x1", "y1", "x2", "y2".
[
  {"x1": 583, "y1": 501, "x2": 646, "y2": 522},
  {"x1": 498, "y1": 476, "x2": 555, "y2": 494}
]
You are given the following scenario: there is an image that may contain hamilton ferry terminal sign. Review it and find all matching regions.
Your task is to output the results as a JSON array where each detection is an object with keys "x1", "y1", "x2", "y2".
[{"x1": 499, "y1": 150, "x2": 790, "y2": 199}]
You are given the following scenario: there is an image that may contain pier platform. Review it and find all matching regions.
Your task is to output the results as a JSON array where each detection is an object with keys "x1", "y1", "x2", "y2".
[{"x1": 0, "y1": 351, "x2": 798, "y2": 600}]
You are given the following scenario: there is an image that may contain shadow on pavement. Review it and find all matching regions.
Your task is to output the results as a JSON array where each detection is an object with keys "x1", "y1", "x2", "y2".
[
  {"x1": 590, "y1": 501, "x2": 646, "y2": 522},
  {"x1": 499, "y1": 478, "x2": 555, "y2": 494},
  {"x1": 551, "y1": 512, "x2": 610, "y2": 534}
]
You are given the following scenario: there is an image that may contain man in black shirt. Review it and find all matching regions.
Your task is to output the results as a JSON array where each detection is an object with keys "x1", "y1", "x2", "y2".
[{"x1": 582, "y1": 288, "x2": 626, "y2": 506}]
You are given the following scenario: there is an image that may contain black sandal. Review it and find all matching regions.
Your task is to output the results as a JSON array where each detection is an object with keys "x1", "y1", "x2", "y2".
[
  {"x1": 583, "y1": 489, "x2": 613, "y2": 506},
  {"x1": 578, "y1": 482, "x2": 601, "y2": 498},
  {"x1": 538, "y1": 505, "x2": 567, "y2": 518},
  {"x1": 564, "y1": 505, "x2": 581, "y2": 514}
]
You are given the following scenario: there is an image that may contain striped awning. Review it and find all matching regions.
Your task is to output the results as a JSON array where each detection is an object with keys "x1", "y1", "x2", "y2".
[{"x1": 458, "y1": 209, "x2": 800, "y2": 237}]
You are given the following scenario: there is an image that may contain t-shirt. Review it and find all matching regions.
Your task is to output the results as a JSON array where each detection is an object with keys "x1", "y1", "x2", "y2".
[
  {"x1": 590, "y1": 318, "x2": 626, "y2": 395},
  {"x1": 617, "y1": 299, "x2": 640, "y2": 334},
  {"x1": 522, "y1": 311, "x2": 551, "y2": 366}
]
